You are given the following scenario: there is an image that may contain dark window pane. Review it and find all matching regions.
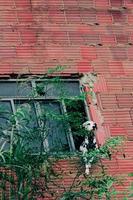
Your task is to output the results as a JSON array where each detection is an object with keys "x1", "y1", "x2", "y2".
[
  {"x1": 0, "y1": 101, "x2": 12, "y2": 129},
  {"x1": 65, "y1": 100, "x2": 87, "y2": 151},
  {"x1": 0, "y1": 101, "x2": 12, "y2": 150},
  {"x1": 14, "y1": 100, "x2": 40, "y2": 152},
  {"x1": 39, "y1": 101, "x2": 69, "y2": 152},
  {"x1": 0, "y1": 82, "x2": 32, "y2": 97},
  {"x1": 36, "y1": 81, "x2": 80, "y2": 98}
]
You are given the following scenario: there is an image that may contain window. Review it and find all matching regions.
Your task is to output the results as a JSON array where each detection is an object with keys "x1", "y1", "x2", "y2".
[{"x1": 0, "y1": 79, "x2": 88, "y2": 153}]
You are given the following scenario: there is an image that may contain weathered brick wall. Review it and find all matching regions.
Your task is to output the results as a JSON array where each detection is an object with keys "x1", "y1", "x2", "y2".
[{"x1": 0, "y1": 0, "x2": 133, "y2": 199}]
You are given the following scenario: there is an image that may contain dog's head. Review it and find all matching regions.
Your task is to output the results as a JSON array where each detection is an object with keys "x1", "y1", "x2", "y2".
[{"x1": 83, "y1": 121, "x2": 97, "y2": 131}]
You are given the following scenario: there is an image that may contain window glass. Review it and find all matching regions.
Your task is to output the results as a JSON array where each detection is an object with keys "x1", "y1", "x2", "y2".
[
  {"x1": 14, "y1": 100, "x2": 40, "y2": 152},
  {"x1": 65, "y1": 99, "x2": 87, "y2": 151},
  {"x1": 0, "y1": 82, "x2": 32, "y2": 97},
  {"x1": 39, "y1": 101, "x2": 69, "y2": 152},
  {"x1": 0, "y1": 101, "x2": 12, "y2": 129},
  {"x1": 0, "y1": 101, "x2": 12, "y2": 150},
  {"x1": 36, "y1": 81, "x2": 80, "y2": 98}
]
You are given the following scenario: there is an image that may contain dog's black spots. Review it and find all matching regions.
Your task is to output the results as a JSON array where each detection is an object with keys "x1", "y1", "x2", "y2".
[
  {"x1": 107, "y1": 150, "x2": 112, "y2": 160},
  {"x1": 73, "y1": 135, "x2": 84, "y2": 151},
  {"x1": 123, "y1": 153, "x2": 126, "y2": 158}
]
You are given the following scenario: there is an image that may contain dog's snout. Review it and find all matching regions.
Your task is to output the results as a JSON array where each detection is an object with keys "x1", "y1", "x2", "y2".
[{"x1": 93, "y1": 123, "x2": 97, "y2": 130}]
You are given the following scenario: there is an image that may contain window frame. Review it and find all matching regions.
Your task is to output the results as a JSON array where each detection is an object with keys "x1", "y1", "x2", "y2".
[{"x1": 0, "y1": 78, "x2": 91, "y2": 152}]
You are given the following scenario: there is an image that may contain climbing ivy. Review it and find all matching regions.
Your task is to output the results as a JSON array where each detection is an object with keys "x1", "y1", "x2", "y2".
[{"x1": 0, "y1": 68, "x2": 127, "y2": 200}]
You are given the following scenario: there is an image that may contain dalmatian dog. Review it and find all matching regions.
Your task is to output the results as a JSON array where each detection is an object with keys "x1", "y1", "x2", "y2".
[{"x1": 80, "y1": 120, "x2": 98, "y2": 175}]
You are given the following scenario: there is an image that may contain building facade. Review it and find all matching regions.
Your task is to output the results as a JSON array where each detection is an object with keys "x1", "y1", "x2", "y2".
[{"x1": 0, "y1": 0, "x2": 133, "y2": 199}]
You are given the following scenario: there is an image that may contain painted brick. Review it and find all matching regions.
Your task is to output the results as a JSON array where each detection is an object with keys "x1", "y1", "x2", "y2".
[
  {"x1": 81, "y1": 46, "x2": 97, "y2": 60},
  {"x1": 116, "y1": 34, "x2": 129, "y2": 44}
]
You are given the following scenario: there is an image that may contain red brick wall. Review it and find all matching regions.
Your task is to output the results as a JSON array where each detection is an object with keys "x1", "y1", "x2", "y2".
[{"x1": 0, "y1": 0, "x2": 133, "y2": 199}]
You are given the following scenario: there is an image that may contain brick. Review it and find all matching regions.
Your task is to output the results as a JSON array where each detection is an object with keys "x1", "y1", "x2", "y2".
[
  {"x1": 3, "y1": 31, "x2": 20, "y2": 44},
  {"x1": 97, "y1": 12, "x2": 112, "y2": 24},
  {"x1": 106, "y1": 78, "x2": 122, "y2": 92},
  {"x1": 63, "y1": 0, "x2": 78, "y2": 7},
  {"x1": 95, "y1": 0, "x2": 110, "y2": 8},
  {"x1": 116, "y1": 94, "x2": 133, "y2": 108},
  {"x1": 81, "y1": 46, "x2": 97, "y2": 60},
  {"x1": 125, "y1": 0, "x2": 133, "y2": 8},
  {"x1": 83, "y1": 32, "x2": 100, "y2": 45},
  {"x1": 0, "y1": 11, "x2": 17, "y2": 25},
  {"x1": 110, "y1": 0, "x2": 124, "y2": 7},
  {"x1": 15, "y1": 0, "x2": 31, "y2": 8},
  {"x1": 110, "y1": 126, "x2": 128, "y2": 137},
  {"x1": 48, "y1": 10, "x2": 65, "y2": 24},
  {"x1": 128, "y1": 14, "x2": 133, "y2": 24},
  {"x1": 116, "y1": 34, "x2": 129, "y2": 44},
  {"x1": 100, "y1": 34, "x2": 116, "y2": 45},
  {"x1": 0, "y1": 63, "x2": 13, "y2": 74},
  {"x1": 99, "y1": 94, "x2": 118, "y2": 109},
  {"x1": 77, "y1": 60, "x2": 93, "y2": 73},
  {"x1": 51, "y1": 31, "x2": 69, "y2": 45},
  {"x1": 127, "y1": 46, "x2": 133, "y2": 60},
  {"x1": 17, "y1": 11, "x2": 33, "y2": 24},
  {"x1": 0, "y1": 47, "x2": 16, "y2": 58},
  {"x1": 69, "y1": 31, "x2": 84, "y2": 45},
  {"x1": 65, "y1": 10, "x2": 81, "y2": 24},
  {"x1": 112, "y1": 11, "x2": 127, "y2": 24},
  {"x1": 93, "y1": 75, "x2": 108, "y2": 92},
  {"x1": 123, "y1": 61, "x2": 133, "y2": 75},
  {"x1": 108, "y1": 61, "x2": 125, "y2": 75},
  {"x1": 78, "y1": 0, "x2": 94, "y2": 8},
  {"x1": 97, "y1": 47, "x2": 112, "y2": 60},
  {"x1": 16, "y1": 46, "x2": 35, "y2": 58},
  {"x1": 80, "y1": 9, "x2": 97, "y2": 24},
  {"x1": 110, "y1": 47, "x2": 127, "y2": 60},
  {"x1": 20, "y1": 30, "x2": 36, "y2": 44},
  {"x1": 92, "y1": 60, "x2": 110, "y2": 75},
  {"x1": 0, "y1": 0, "x2": 14, "y2": 9}
]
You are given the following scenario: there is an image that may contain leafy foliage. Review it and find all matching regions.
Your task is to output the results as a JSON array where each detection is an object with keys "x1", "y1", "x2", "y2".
[{"x1": 0, "y1": 72, "x2": 127, "y2": 200}]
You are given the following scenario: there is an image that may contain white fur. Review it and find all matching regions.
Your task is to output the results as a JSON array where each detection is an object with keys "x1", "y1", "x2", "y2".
[{"x1": 80, "y1": 120, "x2": 97, "y2": 175}]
